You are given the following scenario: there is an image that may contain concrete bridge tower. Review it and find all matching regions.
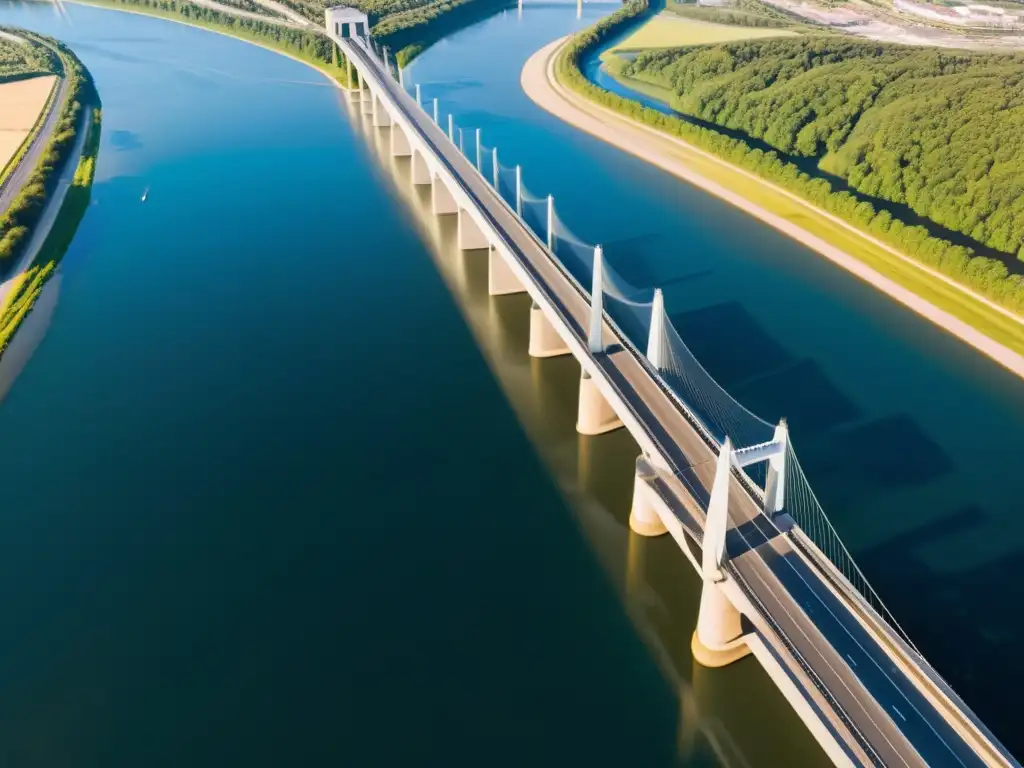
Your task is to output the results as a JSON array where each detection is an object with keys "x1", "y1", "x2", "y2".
[{"x1": 325, "y1": 5, "x2": 369, "y2": 38}]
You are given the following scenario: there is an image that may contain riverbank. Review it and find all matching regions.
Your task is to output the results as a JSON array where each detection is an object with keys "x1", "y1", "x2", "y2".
[
  {"x1": 522, "y1": 37, "x2": 1024, "y2": 379},
  {"x1": 0, "y1": 104, "x2": 101, "y2": 357}
]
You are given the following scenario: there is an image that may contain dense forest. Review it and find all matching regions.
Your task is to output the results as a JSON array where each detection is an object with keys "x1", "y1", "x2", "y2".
[
  {"x1": 0, "y1": 29, "x2": 95, "y2": 267},
  {"x1": 372, "y1": 0, "x2": 513, "y2": 63},
  {"x1": 0, "y1": 30, "x2": 58, "y2": 81},
  {"x1": 623, "y1": 38, "x2": 1024, "y2": 261},
  {"x1": 558, "y1": 3, "x2": 1024, "y2": 313}
]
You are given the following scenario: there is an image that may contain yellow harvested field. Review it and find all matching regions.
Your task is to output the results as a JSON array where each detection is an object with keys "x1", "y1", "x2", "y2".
[
  {"x1": 610, "y1": 13, "x2": 795, "y2": 51},
  {"x1": 0, "y1": 74, "x2": 57, "y2": 172}
]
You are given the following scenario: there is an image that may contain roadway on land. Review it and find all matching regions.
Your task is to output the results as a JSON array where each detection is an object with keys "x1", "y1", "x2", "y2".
[
  {"x1": 341, "y1": 38, "x2": 990, "y2": 768},
  {"x1": 0, "y1": 74, "x2": 67, "y2": 218}
]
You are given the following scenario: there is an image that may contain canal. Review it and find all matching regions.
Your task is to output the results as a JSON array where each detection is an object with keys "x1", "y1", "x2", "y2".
[{"x1": 0, "y1": 0, "x2": 1021, "y2": 762}]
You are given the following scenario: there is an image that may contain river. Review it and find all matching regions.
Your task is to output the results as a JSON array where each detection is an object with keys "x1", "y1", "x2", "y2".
[{"x1": 0, "y1": 0, "x2": 1021, "y2": 762}]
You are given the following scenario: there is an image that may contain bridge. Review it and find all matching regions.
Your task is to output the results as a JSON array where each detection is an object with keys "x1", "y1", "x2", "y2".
[{"x1": 325, "y1": 9, "x2": 1017, "y2": 766}]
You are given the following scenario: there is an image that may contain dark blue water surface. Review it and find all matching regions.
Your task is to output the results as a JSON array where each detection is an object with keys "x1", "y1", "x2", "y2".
[
  {"x1": 404, "y1": 6, "x2": 1024, "y2": 751},
  {"x1": 0, "y1": 3, "x2": 832, "y2": 767},
  {"x1": 0, "y1": 0, "x2": 1022, "y2": 761}
]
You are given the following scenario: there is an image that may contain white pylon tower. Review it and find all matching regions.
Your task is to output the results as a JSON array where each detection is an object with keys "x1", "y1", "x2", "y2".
[
  {"x1": 702, "y1": 437, "x2": 733, "y2": 582},
  {"x1": 647, "y1": 288, "x2": 665, "y2": 370},
  {"x1": 589, "y1": 245, "x2": 604, "y2": 354},
  {"x1": 546, "y1": 195, "x2": 554, "y2": 251},
  {"x1": 515, "y1": 165, "x2": 522, "y2": 218}
]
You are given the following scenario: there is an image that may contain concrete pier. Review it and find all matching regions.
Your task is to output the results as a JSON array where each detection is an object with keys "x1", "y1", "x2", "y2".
[
  {"x1": 372, "y1": 94, "x2": 392, "y2": 127},
  {"x1": 629, "y1": 458, "x2": 668, "y2": 537},
  {"x1": 576, "y1": 370, "x2": 622, "y2": 435},
  {"x1": 488, "y1": 248, "x2": 525, "y2": 296},
  {"x1": 431, "y1": 177, "x2": 458, "y2": 215},
  {"x1": 692, "y1": 580, "x2": 751, "y2": 668},
  {"x1": 528, "y1": 302, "x2": 569, "y2": 358},
  {"x1": 458, "y1": 208, "x2": 489, "y2": 250},
  {"x1": 390, "y1": 124, "x2": 412, "y2": 157},
  {"x1": 412, "y1": 150, "x2": 431, "y2": 186}
]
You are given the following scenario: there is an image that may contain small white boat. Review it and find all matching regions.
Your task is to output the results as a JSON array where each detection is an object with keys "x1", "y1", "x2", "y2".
[{"x1": 141, "y1": 187, "x2": 149, "y2": 203}]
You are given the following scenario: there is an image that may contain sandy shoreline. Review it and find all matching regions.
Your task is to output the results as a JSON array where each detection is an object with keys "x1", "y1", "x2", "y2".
[{"x1": 521, "y1": 38, "x2": 1024, "y2": 380}]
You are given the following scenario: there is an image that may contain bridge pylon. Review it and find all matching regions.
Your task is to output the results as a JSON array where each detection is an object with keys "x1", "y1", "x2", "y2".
[{"x1": 693, "y1": 437, "x2": 751, "y2": 668}]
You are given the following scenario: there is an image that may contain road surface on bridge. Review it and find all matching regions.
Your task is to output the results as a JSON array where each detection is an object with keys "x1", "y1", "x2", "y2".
[{"x1": 342, "y1": 38, "x2": 991, "y2": 768}]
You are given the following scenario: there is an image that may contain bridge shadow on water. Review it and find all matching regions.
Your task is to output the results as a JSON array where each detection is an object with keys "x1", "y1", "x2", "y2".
[
  {"x1": 858, "y1": 509, "x2": 1024, "y2": 755},
  {"x1": 344, "y1": 104, "x2": 831, "y2": 766},
  {"x1": 346, "y1": 62, "x2": 1024, "y2": 756}
]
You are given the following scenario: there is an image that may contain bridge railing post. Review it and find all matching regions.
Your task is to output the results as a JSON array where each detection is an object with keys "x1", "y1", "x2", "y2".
[
  {"x1": 448, "y1": 114, "x2": 454, "y2": 142},
  {"x1": 515, "y1": 165, "x2": 522, "y2": 218},
  {"x1": 476, "y1": 128, "x2": 482, "y2": 172},
  {"x1": 589, "y1": 245, "x2": 604, "y2": 354},
  {"x1": 398, "y1": 64, "x2": 404, "y2": 89},
  {"x1": 433, "y1": 98, "x2": 439, "y2": 124},
  {"x1": 416, "y1": 83, "x2": 421, "y2": 108},
  {"x1": 647, "y1": 288, "x2": 665, "y2": 370},
  {"x1": 546, "y1": 195, "x2": 554, "y2": 251},
  {"x1": 492, "y1": 148, "x2": 499, "y2": 189},
  {"x1": 459, "y1": 127, "x2": 464, "y2": 154}
]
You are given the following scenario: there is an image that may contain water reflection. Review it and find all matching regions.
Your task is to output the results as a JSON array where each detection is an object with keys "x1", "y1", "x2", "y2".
[
  {"x1": 343, "y1": 97, "x2": 829, "y2": 767},
  {"x1": 0, "y1": 275, "x2": 62, "y2": 403}
]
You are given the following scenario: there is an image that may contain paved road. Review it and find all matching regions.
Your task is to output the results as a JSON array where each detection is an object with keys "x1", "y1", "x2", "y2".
[
  {"x1": 0, "y1": 74, "x2": 68, "y2": 218},
  {"x1": 341, "y1": 37, "x2": 1000, "y2": 768}
]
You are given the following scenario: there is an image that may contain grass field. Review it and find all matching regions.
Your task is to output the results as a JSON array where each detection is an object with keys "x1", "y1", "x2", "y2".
[
  {"x1": 608, "y1": 12, "x2": 796, "y2": 52},
  {"x1": 0, "y1": 75, "x2": 57, "y2": 175}
]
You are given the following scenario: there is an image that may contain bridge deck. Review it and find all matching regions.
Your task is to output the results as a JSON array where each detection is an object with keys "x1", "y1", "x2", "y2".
[{"x1": 341, "y1": 36, "x2": 995, "y2": 768}]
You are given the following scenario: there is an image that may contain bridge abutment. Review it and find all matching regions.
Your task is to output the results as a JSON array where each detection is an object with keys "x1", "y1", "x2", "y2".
[
  {"x1": 692, "y1": 580, "x2": 751, "y2": 668},
  {"x1": 528, "y1": 302, "x2": 569, "y2": 357},
  {"x1": 390, "y1": 124, "x2": 412, "y2": 157},
  {"x1": 488, "y1": 248, "x2": 525, "y2": 296},
  {"x1": 431, "y1": 177, "x2": 458, "y2": 215},
  {"x1": 458, "y1": 208, "x2": 489, "y2": 250},
  {"x1": 629, "y1": 457, "x2": 668, "y2": 537},
  {"x1": 576, "y1": 369, "x2": 623, "y2": 435}
]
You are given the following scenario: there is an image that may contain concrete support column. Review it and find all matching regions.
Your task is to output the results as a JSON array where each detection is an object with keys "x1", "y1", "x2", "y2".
[
  {"x1": 692, "y1": 580, "x2": 751, "y2": 668},
  {"x1": 412, "y1": 150, "x2": 431, "y2": 186},
  {"x1": 528, "y1": 302, "x2": 569, "y2": 358},
  {"x1": 361, "y1": 86, "x2": 374, "y2": 115},
  {"x1": 630, "y1": 456, "x2": 667, "y2": 537},
  {"x1": 488, "y1": 248, "x2": 525, "y2": 296},
  {"x1": 390, "y1": 124, "x2": 412, "y2": 157},
  {"x1": 431, "y1": 176, "x2": 458, "y2": 215},
  {"x1": 372, "y1": 95, "x2": 392, "y2": 127},
  {"x1": 576, "y1": 369, "x2": 622, "y2": 435},
  {"x1": 457, "y1": 208, "x2": 489, "y2": 250}
]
